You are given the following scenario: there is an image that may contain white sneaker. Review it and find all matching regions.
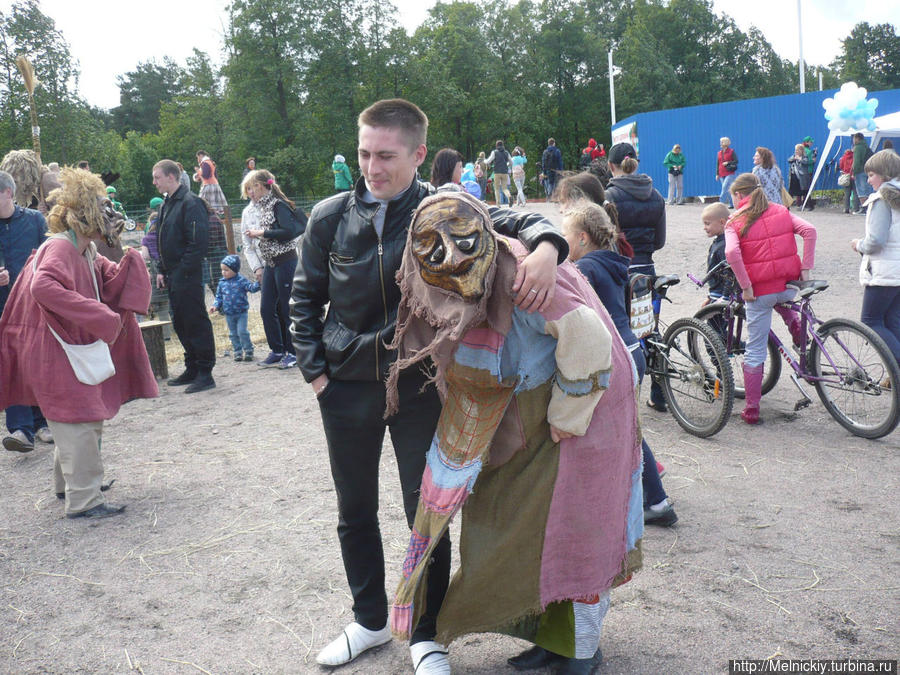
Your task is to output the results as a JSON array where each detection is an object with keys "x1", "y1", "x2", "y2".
[
  {"x1": 35, "y1": 427, "x2": 54, "y2": 444},
  {"x1": 410, "y1": 641, "x2": 450, "y2": 674},
  {"x1": 315, "y1": 621, "x2": 392, "y2": 666}
]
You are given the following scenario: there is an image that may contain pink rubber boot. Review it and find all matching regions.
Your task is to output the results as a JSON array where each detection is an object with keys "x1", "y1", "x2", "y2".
[
  {"x1": 774, "y1": 305, "x2": 803, "y2": 348},
  {"x1": 741, "y1": 364, "x2": 764, "y2": 425}
]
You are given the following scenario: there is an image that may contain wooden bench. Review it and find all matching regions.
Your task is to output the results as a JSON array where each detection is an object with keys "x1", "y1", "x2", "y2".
[{"x1": 139, "y1": 320, "x2": 172, "y2": 380}]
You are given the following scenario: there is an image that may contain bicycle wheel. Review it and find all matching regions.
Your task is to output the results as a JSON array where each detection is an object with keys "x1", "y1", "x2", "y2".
[
  {"x1": 808, "y1": 318, "x2": 900, "y2": 439},
  {"x1": 659, "y1": 317, "x2": 735, "y2": 437},
  {"x1": 695, "y1": 304, "x2": 780, "y2": 399}
]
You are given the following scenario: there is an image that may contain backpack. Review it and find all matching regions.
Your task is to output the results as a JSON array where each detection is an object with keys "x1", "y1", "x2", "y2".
[{"x1": 625, "y1": 273, "x2": 654, "y2": 339}]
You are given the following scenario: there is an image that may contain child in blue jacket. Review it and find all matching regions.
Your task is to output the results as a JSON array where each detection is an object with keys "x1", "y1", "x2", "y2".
[{"x1": 209, "y1": 254, "x2": 261, "y2": 361}]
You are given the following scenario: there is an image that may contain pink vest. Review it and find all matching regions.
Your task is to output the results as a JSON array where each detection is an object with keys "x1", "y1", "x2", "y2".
[{"x1": 728, "y1": 203, "x2": 801, "y2": 297}]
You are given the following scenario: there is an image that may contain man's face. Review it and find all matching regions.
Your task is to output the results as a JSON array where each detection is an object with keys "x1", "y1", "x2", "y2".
[
  {"x1": 410, "y1": 197, "x2": 495, "y2": 301},
  {"x1": 0, "y1": 187, "x2": 13, "y2": 212},
  {"x1": 358, "y1": 125, "x2": 426, "y2": 200},
  {"x1": 152, "y1": 168, "x2": 179, "y2": 195}
]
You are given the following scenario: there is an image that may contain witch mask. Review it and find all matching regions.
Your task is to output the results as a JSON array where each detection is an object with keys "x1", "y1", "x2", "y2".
[{"x1": 409, "y1": 193, "x2": 496, "y2": 301}]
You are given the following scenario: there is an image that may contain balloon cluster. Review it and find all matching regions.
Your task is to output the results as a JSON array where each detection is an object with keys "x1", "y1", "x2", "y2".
[{"x1": 822, "y1": 82, "x2": 878, "y2": 132}]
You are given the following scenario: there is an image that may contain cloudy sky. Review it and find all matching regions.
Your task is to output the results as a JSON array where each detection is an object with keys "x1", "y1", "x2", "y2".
[{"x1": 34, "y1": 0, "x2": 900, "y2": 111}]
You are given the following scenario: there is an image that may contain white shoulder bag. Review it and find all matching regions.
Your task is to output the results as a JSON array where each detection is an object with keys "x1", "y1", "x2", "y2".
[{"x1": 33, "y1": 236, "x2": 116, "y2": 385}]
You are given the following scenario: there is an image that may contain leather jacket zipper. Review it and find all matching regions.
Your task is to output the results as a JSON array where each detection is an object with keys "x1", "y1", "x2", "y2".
[{"x1": 374, "y1": 205, "x2": 389, "y2": 379}]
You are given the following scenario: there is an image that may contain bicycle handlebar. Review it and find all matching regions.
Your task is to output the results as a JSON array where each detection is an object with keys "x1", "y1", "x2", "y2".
[{"x1": 690, "y1": 259, "x2": 730, "y2": 288}]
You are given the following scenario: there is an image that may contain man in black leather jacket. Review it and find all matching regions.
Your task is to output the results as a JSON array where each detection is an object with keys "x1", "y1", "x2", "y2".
[
  {"x1": 291, "y1": 99, "x2": 568, "y2": 673},
  {"x1": 152, "y1": 159, "x2": 216, "y2": 393}
]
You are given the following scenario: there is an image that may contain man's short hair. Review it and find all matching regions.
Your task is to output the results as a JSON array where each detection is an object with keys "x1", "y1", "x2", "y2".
[
  {"x1": 196, "y1": 150, "x2": 208, "y2": 158},
  {"x1": 358, "y1": 99, "x2": 428, "y2": 150},
  {"x1": 154, "y1": 159, "x2": 181, "y2": 179},
  {"x1": 76, "y1": 161, "x2": 89, "y2": 170},
  {"x1": 0, "y1": 170, "x2": 15, "y2": 195},
  {"x1": 548, "y1": 138, "x2": 556, "y2": 145}
]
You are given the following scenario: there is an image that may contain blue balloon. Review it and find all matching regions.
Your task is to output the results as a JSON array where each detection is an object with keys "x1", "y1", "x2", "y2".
[
  {"x1": 868, "y1": 120, "x2": 877, "y2": 131},
  {"x1": 463, "y1": 180, "x2": 481, "y2": 198}
]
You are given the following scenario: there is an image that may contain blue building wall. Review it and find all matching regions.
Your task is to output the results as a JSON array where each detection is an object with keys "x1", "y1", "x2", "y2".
[{"x1": 612, "y1": 88, "x2": 900, "y2": 199}]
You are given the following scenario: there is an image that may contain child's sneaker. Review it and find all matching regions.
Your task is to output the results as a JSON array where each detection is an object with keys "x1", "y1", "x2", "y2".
[
  {"x1": 243, "y1": 353, "x2": 254, "y2": 362},
  {"x1": 278, "y1": 354, "x2": 297, "y2": 370},
  {"x1": 258, "y1": 352, "x2": 283, "y2": 367},
  {"x1": 233, "y1": 352, "x2": 243, "y2": 362}
]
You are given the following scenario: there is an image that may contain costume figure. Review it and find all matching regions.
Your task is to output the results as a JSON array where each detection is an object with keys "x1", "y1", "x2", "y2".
[
  {"x1": 387, "y1": 192, "x2": 642, "y2": 673},
  {"x1": 0, "y1": 168, "x2": 157, "y2": 517}
]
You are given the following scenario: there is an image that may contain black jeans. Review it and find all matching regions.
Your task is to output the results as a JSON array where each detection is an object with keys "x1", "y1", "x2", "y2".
[
  {"x1": 318, "y1": 371, "x2": 449, "y2": 643},
  {"x1": 168, "y1": 271, "x2": 216, "y2": 372},
  {"x1": 260, "y1": 255, "x2": 296, "y2": 355}
]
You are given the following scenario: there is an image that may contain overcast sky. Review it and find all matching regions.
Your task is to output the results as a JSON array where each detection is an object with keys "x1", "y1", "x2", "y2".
[{"x1": 32, "y1": 0, "x2": 900, "y2": 111}]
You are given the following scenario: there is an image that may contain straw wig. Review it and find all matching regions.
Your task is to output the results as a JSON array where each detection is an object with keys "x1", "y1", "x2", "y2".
[{"x1": 46, "y1": 168, "x2": 109, "y2": 237}]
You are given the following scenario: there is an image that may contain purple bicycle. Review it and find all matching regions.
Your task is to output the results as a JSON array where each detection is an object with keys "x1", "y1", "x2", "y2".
[{"x1": 690, "y1": 261, "x2": 900, "y2": 439}]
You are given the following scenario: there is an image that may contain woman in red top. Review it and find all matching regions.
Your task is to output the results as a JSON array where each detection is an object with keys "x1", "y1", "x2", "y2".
[
  {"x1": 724, "y1": 173, "x2": 817, "y2": 424},
  {"x1": 839, "y1": 148, "x2": 858, "y2": 214}
]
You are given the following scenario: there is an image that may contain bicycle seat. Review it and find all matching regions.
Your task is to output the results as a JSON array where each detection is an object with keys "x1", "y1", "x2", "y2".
[
  {"x1": 786, "y1": 279, "x2": 829, "y2": 298},
  {"x1": 654, "y1": 274, "x2": 680, "y2": 290}
]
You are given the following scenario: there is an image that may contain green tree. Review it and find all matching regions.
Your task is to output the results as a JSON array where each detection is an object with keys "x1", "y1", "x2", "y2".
[
  {"x1": 832, "y1": 22, "x2": 900, "y2": 91},
  {"x1": 112, "y1": 58, "x2": 185, "y2": 135}
]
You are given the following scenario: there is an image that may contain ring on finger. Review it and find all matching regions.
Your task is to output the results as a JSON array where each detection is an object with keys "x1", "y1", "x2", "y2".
[{"x1": 529, "y1": 289, "x2": 538, "y2": 295}]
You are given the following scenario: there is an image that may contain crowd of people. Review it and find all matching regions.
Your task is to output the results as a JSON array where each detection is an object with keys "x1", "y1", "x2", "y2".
[{"x1": 1, "y1": 94, "x2": 899, "y2": 673}]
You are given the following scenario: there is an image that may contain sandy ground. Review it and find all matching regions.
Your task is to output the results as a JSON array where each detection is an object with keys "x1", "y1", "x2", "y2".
[{"x1": 1, "y1": 197, "x2": 897, "y2": 675}]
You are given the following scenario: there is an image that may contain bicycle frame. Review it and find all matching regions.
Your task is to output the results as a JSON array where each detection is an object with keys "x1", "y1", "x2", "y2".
[{"x1": 690, "y1": 272, "x2": 875, "y2": 390}]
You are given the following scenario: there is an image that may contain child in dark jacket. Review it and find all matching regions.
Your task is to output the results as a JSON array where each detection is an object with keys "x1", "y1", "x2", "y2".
[
  {"x1": 701, "y1": 203, "x2": 736, "y2": 302},
  {"x1": 209, "y1": 254, "x2": 261, "y2": 361}
]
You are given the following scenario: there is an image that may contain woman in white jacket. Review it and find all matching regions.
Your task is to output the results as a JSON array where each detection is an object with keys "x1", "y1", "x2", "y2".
[{"x1": 851, "y1": 150, "x2": 900, "y2": 364}]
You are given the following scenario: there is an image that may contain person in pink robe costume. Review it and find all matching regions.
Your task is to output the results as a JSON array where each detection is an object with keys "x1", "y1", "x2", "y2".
[{"x1": 0, "y1": 168, "x2": 158, "y2": 518}]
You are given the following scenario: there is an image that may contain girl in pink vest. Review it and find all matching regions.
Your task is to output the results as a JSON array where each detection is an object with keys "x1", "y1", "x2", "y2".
[{"x1": 724, "y1": 173, "x2": 817, "y2": 424}]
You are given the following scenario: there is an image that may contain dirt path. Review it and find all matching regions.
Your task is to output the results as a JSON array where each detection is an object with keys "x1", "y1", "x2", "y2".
[{"x1": 1, "y1": 199, "x2": 896, "y2": 674}]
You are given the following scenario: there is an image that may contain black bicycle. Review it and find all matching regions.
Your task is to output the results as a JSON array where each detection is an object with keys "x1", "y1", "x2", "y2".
[{"x1": 639, "y1": 273, "x2": 735, "y2": 438}]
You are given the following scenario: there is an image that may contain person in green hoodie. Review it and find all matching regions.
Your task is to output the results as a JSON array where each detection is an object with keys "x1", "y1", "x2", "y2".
[
  {"x1": 663, "y1": 144, "x2": 686, "y2": 205},
  {"x1": 332, "y1": 154, "x2": 353, "y2": 193}
]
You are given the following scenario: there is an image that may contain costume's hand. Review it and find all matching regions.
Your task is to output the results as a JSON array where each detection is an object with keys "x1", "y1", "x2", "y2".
[
  {"x1": 208, "y1": 306, "x2": 217, "y2": 314},
  {"x1": 312, "y1": 373, "x2": 330, "y2": 398},
  {"x1": 742, "y1": 285, "x2": 756, "y2": 302},
  {"x1": 850, "y1": 239, "x2": 859, "y2": 253},
  {"x1": 700, "y1": 297, "x2": 711, "y2": 307},
  {"x1": 800, "y1": 269, "x2": 811, "y2": 281},
  {"x1": 156, "y1": 273, "x2": 166, "y2": 289},
  {"x1": 0, "y1": 267, "x2": 8, "y2": 286},
  {"x1": 247, "y1": 229, "x2": 264, "y2": 239},
  {"x1": 513, "y1": 241, "x2": 557, "y2": 313},
  {"x1": 255, "y1": 268, "x2": 263, "y2": 282},
  {"x1": 550, "y1": 425, "x2": 575, "y2": 443}
]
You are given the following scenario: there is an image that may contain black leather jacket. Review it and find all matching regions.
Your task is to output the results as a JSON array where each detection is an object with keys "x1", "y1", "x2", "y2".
[
  {"x1": 291, "y1": 177, "x2": 568, "y2": 383},
  {"x1": 156, "y1": 184, "x2": 210, "y2": 278}
]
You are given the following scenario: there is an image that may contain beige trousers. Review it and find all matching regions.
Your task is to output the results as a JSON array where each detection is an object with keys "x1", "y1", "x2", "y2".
[
  {"x1": 494, "y1": 173, "x2": 511, "y2": 205},
  {"x1": 47, "y1": 419, "x2": 106, "y2": 515}
]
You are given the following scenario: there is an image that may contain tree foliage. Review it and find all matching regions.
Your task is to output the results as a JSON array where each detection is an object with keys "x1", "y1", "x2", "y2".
[{"x1": 0, "y1": 0, "x2": 895, "y2": 205}]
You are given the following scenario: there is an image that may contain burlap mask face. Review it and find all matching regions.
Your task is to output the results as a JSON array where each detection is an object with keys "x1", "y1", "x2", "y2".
[{"x1": 410, "y1": 196, "x2": 496, "y2": 301}]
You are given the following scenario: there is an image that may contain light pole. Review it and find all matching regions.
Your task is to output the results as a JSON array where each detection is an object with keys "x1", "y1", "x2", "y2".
[
  {"x1": 608, "y1": 49, "x2": 617, "y2": 126},
  {"x1": 797, "y1": 0, "x2": 805, "y2": 93}
]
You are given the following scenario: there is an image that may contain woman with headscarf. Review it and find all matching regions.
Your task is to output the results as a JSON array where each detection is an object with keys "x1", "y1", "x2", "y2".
[
  {"x1": 0, "y1": 168, "x2": 158, "y2": 518},
  {"x1": 386, "y1": 191, "x2": 642, "y2": 675}
]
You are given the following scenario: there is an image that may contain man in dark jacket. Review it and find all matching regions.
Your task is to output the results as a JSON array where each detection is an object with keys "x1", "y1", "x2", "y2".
[
  {"x1": 151, "y1": 159, "x2": 216, "y2": 393},
  {"x1": 541, "y1": 138, "x2": 564, "y2": 198},
  {"x1": 291, "y1": 98, "x2": 567, "y2": 673},
  {"x1": 0, "y1": 170, "x2": 52, "y2": 453},
  {"x1": 852, "y1": 132, "x2": 873, "y2": 213}
]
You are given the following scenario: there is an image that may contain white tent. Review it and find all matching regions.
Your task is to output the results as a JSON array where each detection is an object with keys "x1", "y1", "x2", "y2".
[{"x1": 805, "y1": 110, "x2": 900, "y2": 208}]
